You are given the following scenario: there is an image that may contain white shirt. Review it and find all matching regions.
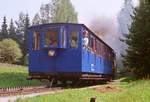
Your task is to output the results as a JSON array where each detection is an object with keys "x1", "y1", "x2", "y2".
[{"x1": 83, "y1": 37, "x2": 89, "y2": 46}]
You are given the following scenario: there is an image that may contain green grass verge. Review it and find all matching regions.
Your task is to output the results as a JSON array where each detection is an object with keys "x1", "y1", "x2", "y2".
[
  {"x1": 0, "y1": 64, "x2": 42, "y2": 88},
  {"x1": 16, "y1": 79, "x2": 150, "y2": 102}
]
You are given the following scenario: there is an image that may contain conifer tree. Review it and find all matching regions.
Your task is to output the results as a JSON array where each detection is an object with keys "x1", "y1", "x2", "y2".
[
  {"x1": 1, "y1": 16, "x2": 8, "y2": 40},
  {"x1": 124, "y1": 0, "x2": 150, "y2": 77},
  {"x1": 24, "y1": 14, "x2": 30, "y2": 55},
  {"x1": 15, "y1": 12, "x2": 25, "y2": 48},
  {"x1": 15, "y1": 12, "x2": 30, "y2": 59},
  {"x1": 32, "y1": 13, "x2": 41, "y2": 25},
  {"x1": 8, "y1": 19, "x2": 16, "y2": 39}
]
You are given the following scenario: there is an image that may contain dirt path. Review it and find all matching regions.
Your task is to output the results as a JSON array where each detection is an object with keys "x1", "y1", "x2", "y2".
[{"x1": 0, "y1": 90, "x2": 63, "y2": 102}]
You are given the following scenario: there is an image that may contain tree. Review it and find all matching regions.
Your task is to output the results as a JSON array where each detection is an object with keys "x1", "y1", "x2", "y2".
[
  {"x1": 0, "y1": 39, "x2": 22, "y2": 64},
  {"x1": 123, "y1": 0, "x2": 150, "y2": 77},
  {"x1": 0, "y1": 16, "x2": 8, "y2": 40},
  {"x1": 118, "y1": 0, "x2": 134, "y2": 35},
  {"x1": 0, "y1": 28, "x2": 1, "y2": 40},
  {"x1": 52, "y1": 0, "x2": 78, "y2": 23},
  {"x1": 24, "y1": 14, "x2": 30, "y2": 55},
  {"x1": 34, "y1": 0, "x2": 78, "y2": 24},
  {"x1": 49, "y1": 0, "x2": 61, "y2": 22},
  {"x1": 15, "y1": 12, "x2": 26, "y2": 44},
  {"x1": 40, "y1": 4, "x2": 51, "y2": 24},
  {"x1": 32, "y1": 13, "x2": 41, "y2": 25},
  {"x1": 15, "y1": 12, "x2": 30, "y2": 64},
  {"x1": 8, "y1": 19, "x2": 16, "y2": 39}
]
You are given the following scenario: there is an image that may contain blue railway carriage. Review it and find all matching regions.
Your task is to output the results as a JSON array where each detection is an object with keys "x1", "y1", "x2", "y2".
[{"x1": 28, "y1": 23, "x2": 116, "y2": 82}]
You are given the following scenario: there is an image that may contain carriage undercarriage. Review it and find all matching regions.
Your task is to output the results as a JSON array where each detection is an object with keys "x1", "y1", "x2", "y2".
[{"x1": 28, "y1": 72, "x2": 113, "y2": 87}]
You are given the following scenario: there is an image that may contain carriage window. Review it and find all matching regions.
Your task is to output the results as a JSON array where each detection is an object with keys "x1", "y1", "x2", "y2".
[
  {"x1": 95, "y1": 39, "x2": 98, "y2": 53},
  {"x1": 98, "y1": 42, "x2": 101, "y2": 56},
  {"x1": 70, "y1": 31, "x2": 78, "y2": 48},
  {"x1": 100, "y1": 42, "x2": 103, "y2": 56},
  {"x1": 89, "y1": 35, "x2": 94, "y2": 50},
  {"x1": 33, "y1": 32, "x2": 40, "y2": 50},
  {"x1": 44, "y1": 28, "x2": 58, "y2": 47},
  {"x1": 93, "y1": 38, "x2": 96, "y2": 51}
]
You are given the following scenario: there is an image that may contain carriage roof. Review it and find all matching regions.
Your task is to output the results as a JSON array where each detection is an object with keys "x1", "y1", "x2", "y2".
[{"x1": 28, "y1": 23, "x2": 115, "y2": 52}]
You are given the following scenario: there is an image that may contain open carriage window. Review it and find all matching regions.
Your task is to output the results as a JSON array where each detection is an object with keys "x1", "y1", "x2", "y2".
[
  {"x1": 33, "y1": 32, "x2": 40, "y2": 50},
  {"x1": 70, "y1": 31, "x2": 78, "y2": 48},
  {"x1": 89, "y1": 35, "x2": 94, "y2": 50},
  {"x1": 44, "y1": 28, "x2": 58, "y2": 47},
  {"x1": 82, "y1": 30, "x2": 89, "y2": 47},
  {"x1": 95, "y1": 39, "x2": 99, "y2": 53}
]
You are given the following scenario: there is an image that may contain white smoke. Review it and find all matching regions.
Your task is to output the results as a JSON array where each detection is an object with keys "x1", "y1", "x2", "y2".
[
  {"x1": 89, "y1": 16, "x2": 124, "y2": 68},
  {"x1": 89, "y1": 16, "x2": 118, "y2": 38}
]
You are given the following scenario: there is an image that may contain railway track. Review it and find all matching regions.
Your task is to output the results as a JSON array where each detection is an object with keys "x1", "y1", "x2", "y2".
[
  {"x1": 0, "y1": 80, "x2": 111, "y2": 97},
  {"x1": 0, "y1": 86, "x2": 62, "y2": 96}
]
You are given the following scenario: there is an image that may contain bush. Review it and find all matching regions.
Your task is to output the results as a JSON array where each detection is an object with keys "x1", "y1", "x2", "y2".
[
  {"x1": 23, "y1": 54, "x2": 29, "y2": 66},
  {"x1": 0, "y1": 39, "x2": 22, "y2": 63}
]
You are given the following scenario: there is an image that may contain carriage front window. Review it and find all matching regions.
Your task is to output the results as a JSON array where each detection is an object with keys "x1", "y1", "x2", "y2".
[
  {"x1": 33, "y1": 32, "x2": 40, "y2": 50},
  {"x1": 44, "y1": 28, "x2": 58, "y2": 47},
  {"x1": 70, "y1": 31, "x2": 78, "y2": 48}
]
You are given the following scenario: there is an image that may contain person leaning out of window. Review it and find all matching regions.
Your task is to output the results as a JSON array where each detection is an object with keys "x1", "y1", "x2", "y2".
[{"x1": 82, "y1": 30, "x2": 89, "y2": 49}]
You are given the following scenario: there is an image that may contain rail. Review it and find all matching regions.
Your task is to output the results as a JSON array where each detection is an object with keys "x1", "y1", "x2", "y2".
[{"x1": 0, "y1": 86, "x2": 62, "y2": 96}]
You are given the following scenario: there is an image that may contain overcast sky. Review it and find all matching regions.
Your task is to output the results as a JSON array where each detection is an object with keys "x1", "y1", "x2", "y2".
[{"x1": 0, "y1": 0, "x2": 138, "y2": 25}]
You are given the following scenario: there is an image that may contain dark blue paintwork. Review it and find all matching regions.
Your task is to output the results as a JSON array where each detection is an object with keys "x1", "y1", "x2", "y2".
[{"x1": 28, "y1": 23, "x2": 114, "y2": 76}]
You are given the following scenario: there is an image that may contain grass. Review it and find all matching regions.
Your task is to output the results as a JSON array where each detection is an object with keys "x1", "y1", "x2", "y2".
[
  {"x1": 1, "y1": 63, "x2": 149, "y2": 102},
  {"x1": 16, "y1": 78, "x2": 150, "y2": 102},
  {"x1": 0, "y1": 63, "x2": 42, "y2": 88}
]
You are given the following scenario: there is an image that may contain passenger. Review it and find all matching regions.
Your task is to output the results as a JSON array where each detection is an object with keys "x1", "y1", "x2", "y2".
[
  {"x1": 49, "y1": 33, "x2": 57, "y2": 47},
  {"x1": 70, "y1": 38, "x2": 77, "y2": 48},
  {"x1": 70, "y1": 32, "x2": 78, "y2": 48},
  {"x1": 83, "y1": 30, "x2": 89, "y2": 48},
  {"x1": 50, "y1": 39, "x2": 57, "y2": 47}
]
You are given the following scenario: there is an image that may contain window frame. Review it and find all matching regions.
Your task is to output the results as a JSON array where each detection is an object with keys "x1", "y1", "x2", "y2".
[
  {"x1": 32, "y1": 31, "x2": 40, "y2": 51},
  {"x1": 69, "y1": 28, "x2": 79, "y2": 49},
  {"x1": 44, "y1": 27, "x2": 59, "y2": 48}
]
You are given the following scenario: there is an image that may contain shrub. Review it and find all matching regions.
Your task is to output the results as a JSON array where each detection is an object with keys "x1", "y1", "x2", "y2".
[
  {"x1": 23, "y1": 54, "x2": 29, "y2": 66},
  {"x1": 0, "y1": 39, "x2": 22, "y2": 63}
]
